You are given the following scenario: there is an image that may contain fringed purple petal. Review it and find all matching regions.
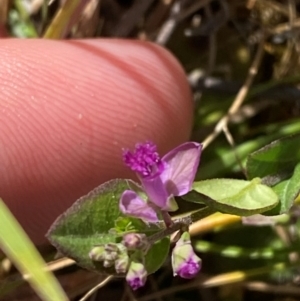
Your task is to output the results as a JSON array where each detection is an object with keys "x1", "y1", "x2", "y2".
[
  {"x1": 119, "y1": 190, "x2": 159, "y2": 223},
  {"x1": 122, "y1": 142, "x2": 162, "y2": 177},
  {"x1": 126, "y1": 261, "x2": 147, "y2": 290},
  {"x1": 161, "y1": 142, "x2": 202, "y2": 196},
  {"x1": 174, "y1": 257, "x2": 201, "y2": 279},
  {"x1": 141, "y1": 176, "x2": 169, "y2": 210}
]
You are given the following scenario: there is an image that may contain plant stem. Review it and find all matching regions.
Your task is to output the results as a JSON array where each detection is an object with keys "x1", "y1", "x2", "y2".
[
  {"x1": 161, "y1": 211, "x2": 174, "y2": 228},
  {"x1": 190, "y1": 207, "x2": 216, "y2": 222},
  {"x1": 147, "y1": 222, "x2": 184, "y2": 245},
  {"x1": 148, "y1": 207, "x2": 215, "y2": 245}
]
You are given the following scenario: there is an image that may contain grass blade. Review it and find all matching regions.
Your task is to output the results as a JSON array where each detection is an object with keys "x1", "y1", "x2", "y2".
[{"x1": 0, "y1": 198, "x2": 68, "y2": 301}]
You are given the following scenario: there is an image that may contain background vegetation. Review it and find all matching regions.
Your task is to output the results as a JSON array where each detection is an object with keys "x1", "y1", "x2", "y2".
[{"x1": 1, "y1": 0, "x2": 300, "y2": 300}]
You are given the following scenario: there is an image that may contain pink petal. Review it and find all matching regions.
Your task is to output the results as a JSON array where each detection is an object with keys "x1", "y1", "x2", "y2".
[
  {"x1": 119, "y1": 190, "x2": 159, "y2": 223},
  {"x1": 161, "y1": 142, "x2": 202, "y2": 196},
  {"x1": 141, "y1": 175, "x2": 169, "y2": 210}
]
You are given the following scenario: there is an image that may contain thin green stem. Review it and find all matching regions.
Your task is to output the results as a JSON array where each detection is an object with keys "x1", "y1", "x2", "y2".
[
  {"x1": 190, "y1": 207, "x2": 216, "y2": 222},
  {"x1": 161, "y1": 211, "x2": 174, "y2": 228},
  {"x1": 147, "y1": 222, "x2": 184, "y2": 245},
  {"x1": 147, "y1": 207, "x2": 215, "y2": 245}
]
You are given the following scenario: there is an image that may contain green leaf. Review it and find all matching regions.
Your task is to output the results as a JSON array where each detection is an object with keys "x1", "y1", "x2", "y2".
[
  {"x1": 272, "y1": 163, "x2": 300, "y2": 213},
  {"x1": 184, "y1": 178, "x2": 278, "y2": 216},
  {"x1": 47, "y1": 179, "x2": 170, "y2": 276},
  {"x1": 246, "y1": 133, "x2": 300, "y2": 180},
  {"x1": 0, "y1": 199, "x2": 68, "y2": 301}
]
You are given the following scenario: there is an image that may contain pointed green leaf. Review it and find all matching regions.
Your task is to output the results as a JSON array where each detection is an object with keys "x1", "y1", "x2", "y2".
[
  {"x1": 272, "y1": 163, "x2": 300, "y2": 213},
  {"x1": 246, "y1": 134, "x2": 300, "y2": 179},
  {"x1": 184, "y1": 178, "x2": 278, "y2": 216},
  {"x1": 47, "y1": 179, "x2": 170, "y2": 276}
]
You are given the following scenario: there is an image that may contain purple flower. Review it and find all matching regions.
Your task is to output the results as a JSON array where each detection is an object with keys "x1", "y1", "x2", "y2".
[
  {"x1": 126, "y1": 261, "x2": 147, "y2": 290},
  {"x1": 172, "y1": 232, "x2": 201, "y2": 279},
  {"x1": 119, "y1": 142, "x2": 202, "y2": 222}
]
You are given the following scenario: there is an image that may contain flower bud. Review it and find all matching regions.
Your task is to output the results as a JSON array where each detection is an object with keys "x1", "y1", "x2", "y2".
[
  {"x1": 104, "y1": 243, "x2": 119, "y2": 260},
  {"x1": 115, "y1": 253, "x2": 130, "y2": 274},
  {"x1": 126, "y1": 261, "x2": 147, "y2": 290},
  {"x1": 104, "y1": 251, "x2": 118, "y2": 261},
  {"x1": 122, "y1": 233, "x2": 148, "y2": 250},
  {"x1": 89, "y1": 245, "x2": 105, "y2": 261},
  {"x1": 103, "y1": 259, "x2": 115, "y2": 268},
  {"x1": 105, "y1": 243, "x2": 119, "y2": 252},
  {"x1": 89, "y1": 243, "x2": 129, "y2": 271},
  {"x1": 171, "y1": 232, "x2": 201, "y2": 279}
]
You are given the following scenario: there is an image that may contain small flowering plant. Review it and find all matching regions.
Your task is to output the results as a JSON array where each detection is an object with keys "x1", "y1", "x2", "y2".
[
  {"x1": 120, "y1": 141, "x2": 202, "y2": 224},
  {"x1": 47, "y1": 138, "x2": 283, "y2": 291}
]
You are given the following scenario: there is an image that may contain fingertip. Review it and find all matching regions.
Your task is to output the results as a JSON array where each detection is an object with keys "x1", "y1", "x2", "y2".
[{"x1": 0, "y1": 38, "x2": 193, "y2": 243}]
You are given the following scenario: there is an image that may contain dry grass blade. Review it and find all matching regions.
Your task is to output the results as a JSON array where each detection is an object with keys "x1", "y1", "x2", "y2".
[
  {"x1": 46, "y1": 257, "x2": 76, "y2": 274},
  {"x1": 78, "y1": 275, "x2": 114, "y2": 301},
  {"x1": 189, "y1": 213, "x2": 241, "y2": 236},
  {"x1": 43, "y1": 0, "x2": 90, "y2": 38},
  {"x1": 245, "y1": 281, "x2": 300, "y2": 296},
  {"x1": 109, "y1": 0, "x2": 155, "y2": 37},
  {"x1": 139, "y1": 263, "x2": 289, "y2": 301},
  {"x1": 202, "y1": 35, "x2": 265, "y2": 149},
  {"x1": 155, "y1": 1, "x2": 181, "y2": 45},
  {"x1": 72, "y1": 0, "x2": 101, "y2": 38}
]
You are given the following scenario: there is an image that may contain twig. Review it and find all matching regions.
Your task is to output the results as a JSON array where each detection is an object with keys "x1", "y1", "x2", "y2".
[
  {"x1": 139, "y1": 262, "x2": 292, "y2": 301},
  {"x1": 110, "y1": 0, "x2": 155, "y2": 37},
  {"x1": 222, "y1": 125, "x2": 246, "y2": 176},
  {"x1": 288, "y1": 0, "x2": 300, "y2": 58},
  {"x1": 245, "y1": 281, "x2": 300, "y2": 296},
  {"x1": 269, "y1": 18, "x2": 300, "y2": 35},
  {"x1": 78, "y1": 275, "x2": 114, "y2": 301},
  {"x1": 147, "y1": 220, "x2": 185, "y2": 245},
  {"x1": 202, "y1": 36, "x2": 265, "y2": 149},
  {"x1": 260, "y1": 0, "x2": 289, "y2": 16},
  {"x1": 22, "y1": 257, "x2": 75, "y2": 280},
  {"x1": 155, "y1": 0, "x2": 181, "y2": 45},
  {"x1": 176, "y1": 0, "x2": 212, "y2": 22}
]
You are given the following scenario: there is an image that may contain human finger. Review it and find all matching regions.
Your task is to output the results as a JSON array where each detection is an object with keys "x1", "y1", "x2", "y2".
[{"x1": 0, "y1": 39, "x2": 193, "y2": 243}]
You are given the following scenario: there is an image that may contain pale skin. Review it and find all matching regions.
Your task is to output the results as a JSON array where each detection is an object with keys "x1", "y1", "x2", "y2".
[{"x1": 0, "y1": 39, "x2": 193, "y2": 244}]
